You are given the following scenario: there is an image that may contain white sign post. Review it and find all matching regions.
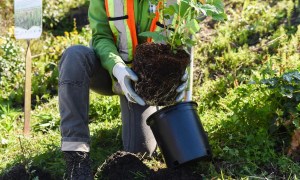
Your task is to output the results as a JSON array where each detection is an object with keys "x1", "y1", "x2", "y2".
[
  {"x1": 185, "y1": 46, "x2": 194, "y2": 102},
  {"x1": 14, "y1": 0, "x2": 42, "y2": 136}
]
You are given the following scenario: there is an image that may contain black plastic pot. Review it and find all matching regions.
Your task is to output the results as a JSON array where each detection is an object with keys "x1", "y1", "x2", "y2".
[{"x1": 146, "y1": 101, "x2": 212, "y2": 168}]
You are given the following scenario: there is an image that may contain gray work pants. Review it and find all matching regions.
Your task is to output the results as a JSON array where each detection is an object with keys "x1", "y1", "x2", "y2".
[{"x1": 58, "y1": 45, "x2": 157, "y2": 154}]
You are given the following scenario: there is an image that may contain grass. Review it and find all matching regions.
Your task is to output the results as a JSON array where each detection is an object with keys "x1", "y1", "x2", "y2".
[
  {"x1": 1, "y1": 0, "x2": 300, "y2": 179},
  {"x1": 0, "y1": 94, "x2": 123, "y2": 178}
]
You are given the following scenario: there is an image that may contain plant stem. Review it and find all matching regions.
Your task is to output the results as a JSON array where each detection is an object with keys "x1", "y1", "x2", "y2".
[{"x1": 170, "y1": 5, "x2": 192, "y2": 50}]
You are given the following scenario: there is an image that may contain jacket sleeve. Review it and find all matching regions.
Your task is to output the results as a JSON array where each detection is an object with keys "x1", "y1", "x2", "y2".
[{"x1": 88, "y1": 0, "x2": 125, "y2": 77}]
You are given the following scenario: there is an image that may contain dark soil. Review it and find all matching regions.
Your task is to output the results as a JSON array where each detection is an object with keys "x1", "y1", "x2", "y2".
[
  {"x1": 97, "y1": 151, "x2": 151, "y2": 179},
  {"x1": 1, "y1": 151, "x2": 203, "y2": 180},
  {"x1": 97, "y1": 151, "x2": 203, "y2": 180},
  {"x1": 0, "y1": 164, "x2": 53, "y2": 180},
  {"x1": 132, "y1": 43, "x2": 190, "y2": 106}
]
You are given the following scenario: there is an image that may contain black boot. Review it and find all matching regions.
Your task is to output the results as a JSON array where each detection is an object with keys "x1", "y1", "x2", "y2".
[{"x1": 63, "y1": 151, "x2": 93, "y2": 180}]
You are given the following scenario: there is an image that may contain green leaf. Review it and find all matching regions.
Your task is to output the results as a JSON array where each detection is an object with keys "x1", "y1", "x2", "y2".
[
  {"x1": 280, "y1": 85, "x2": 294, "y2": 98},
  {"x1": 293, "y1": 72, "x2": 300, "y2": 80},
  {"x1": 186, "y1": 19, "x2": 200, "y2": 34},
  {"x1": 297, "y1": 103, "x2": 300, "y2": 111},
  {"x1": 139, "y1": 31, "x2": 166, "y2": 43},
  {"x1": 185, "y1": 38, "x2": 196, "y2": 47},
  {"x1": 179, "y1": 1, "x2": 190, "y2": 16},
  {"x1": 175, "y1": 38, "x2": 182, "y2": 46},
  {"x1": 293, "y1": 118, "x2": 300, "y2": 128},
  {"x1": 169, "y1": 4, "x2": 179, "y2": 15},
  {"x1": 201, "y1": 4, "x2": 220, "y2": 14},
  {"x1": 206, "y1": 0, "x2": 225, "y2": 11},
  {"x1": 187, "y1": 0, "x2": 201, "y2": 13},
  {"x1": 148, "y1": 13, "x2": 156, "y2": 19},
  {"x1": 212, "y1": 12, "x2": 227, "y2": 21},
  {"x1": 283, "y1": 73, "x2": 293, "y2": 82},
  {"x1": 163, "y1": 6, "x2": 175, "y2": 16}
]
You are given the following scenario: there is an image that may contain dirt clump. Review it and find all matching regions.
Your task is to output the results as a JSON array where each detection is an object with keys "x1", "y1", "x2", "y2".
[
  {"x1": 132, "y1": 43, "x2": 190, "y2": 106},
  {"x1": 96, "y1": 151, "x2": 153, "y2": 179},
  {"x1": 0, "y1": 164, "x2": 53, "y2": 180},
  {"x1": 97, "y1": 151, "x2": 203, "y2": 180}
]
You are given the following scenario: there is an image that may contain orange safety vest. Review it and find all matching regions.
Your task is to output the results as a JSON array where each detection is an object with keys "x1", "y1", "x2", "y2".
[{"x1": 104, "y1": 0, "x2": 160, "y2": 63}]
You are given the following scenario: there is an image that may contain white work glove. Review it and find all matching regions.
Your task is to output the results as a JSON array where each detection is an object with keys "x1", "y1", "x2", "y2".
[
  {"x1": 175, "y1": 69, "x2": 189, "y2": 102},
  {"x1": 112, "y1": 63, "x2": 146, "y2": 106}
]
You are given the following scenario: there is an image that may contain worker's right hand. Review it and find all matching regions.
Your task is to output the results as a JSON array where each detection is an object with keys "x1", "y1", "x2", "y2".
[{"x1": 112, "y1": 63, "x2": 146, "y2": 106}]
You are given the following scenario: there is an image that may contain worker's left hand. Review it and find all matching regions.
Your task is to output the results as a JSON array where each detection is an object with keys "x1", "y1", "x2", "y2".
[{"x1": 175, "y1": 69, "x2": 188, "y2": 102}]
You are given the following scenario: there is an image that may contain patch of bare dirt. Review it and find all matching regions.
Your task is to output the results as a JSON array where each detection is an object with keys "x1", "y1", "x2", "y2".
[
  {"x1": 0, "y1": 164, "x2": 53, "y2": 180},
  {"x1": 97, "y1": 151, "x2": 203, "y2": 180}
]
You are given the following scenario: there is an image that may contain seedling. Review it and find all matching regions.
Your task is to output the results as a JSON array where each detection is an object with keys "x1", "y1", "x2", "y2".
[{"x1": 140, "y1": 0, "x2": 226, "y2": 53}]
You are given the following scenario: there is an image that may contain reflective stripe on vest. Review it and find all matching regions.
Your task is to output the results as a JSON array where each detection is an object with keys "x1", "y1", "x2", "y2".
[{"x1": 105, "y1": 0, "x2": 138, "y2": 63}]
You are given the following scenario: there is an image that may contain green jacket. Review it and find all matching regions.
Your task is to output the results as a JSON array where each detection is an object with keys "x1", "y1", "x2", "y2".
[{"x1": 88, "y1": 0, "x2": 152, "y2": 78}]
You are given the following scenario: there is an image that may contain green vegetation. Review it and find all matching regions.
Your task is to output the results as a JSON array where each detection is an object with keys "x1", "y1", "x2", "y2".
[
  {"x1": 1, "y1": 0, "x2": 300, "y2": 179},
  {"x1": 140, "y1": 0, "x2": 226, "y2": 52},
  {"x1": 15, "y1": 7, "x2": 42, "y2": 30}
]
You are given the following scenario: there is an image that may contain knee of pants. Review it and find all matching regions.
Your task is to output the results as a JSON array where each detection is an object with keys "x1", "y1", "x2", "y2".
[{"x1": 59, "y1": 45, "x2": 94, "y2": 84}]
